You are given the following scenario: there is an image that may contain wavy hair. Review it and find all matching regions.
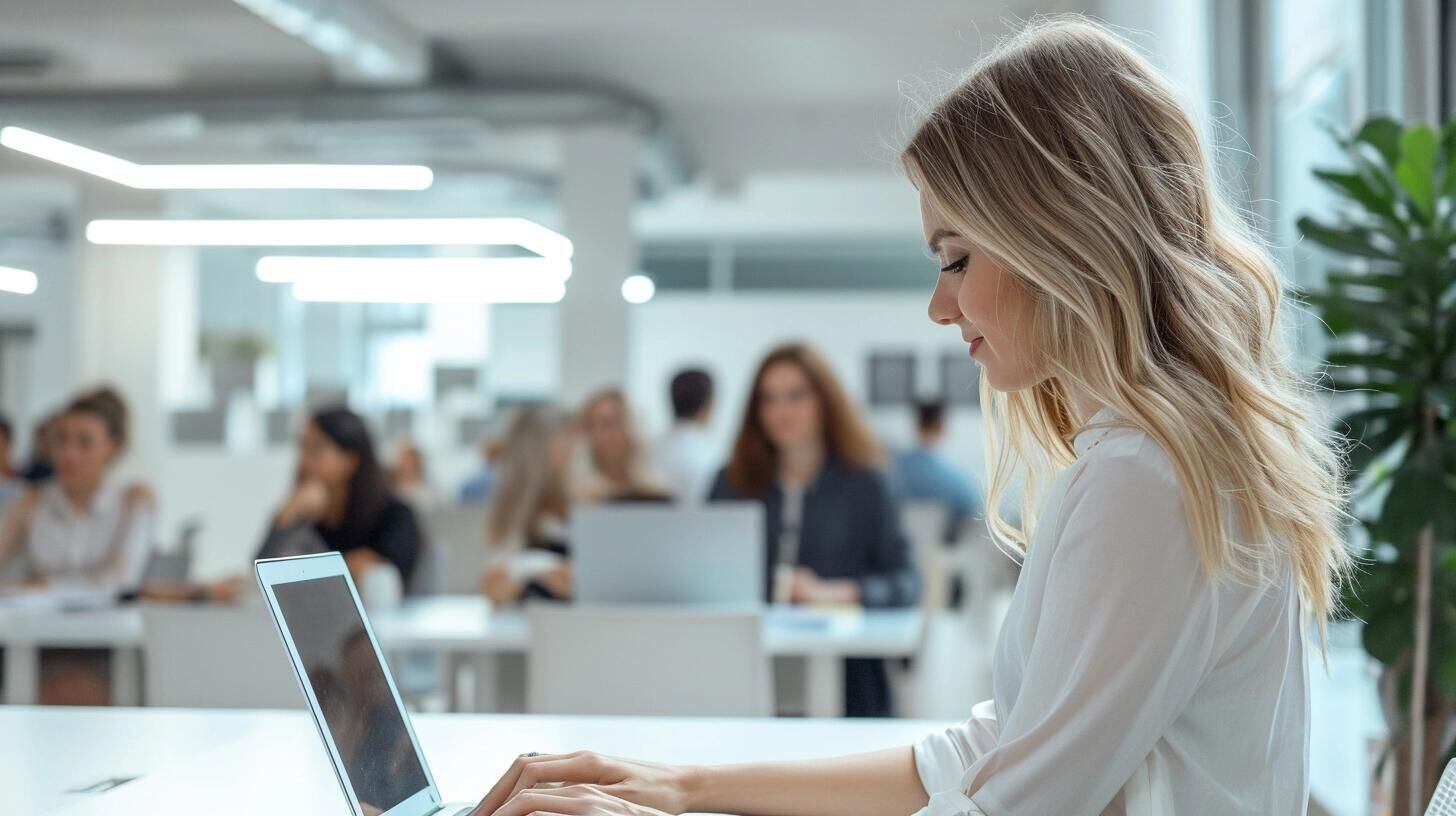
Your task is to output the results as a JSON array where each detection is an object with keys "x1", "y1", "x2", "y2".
[{"x1": 901, "y1": 17, "x2": 1350, "y2": 634}]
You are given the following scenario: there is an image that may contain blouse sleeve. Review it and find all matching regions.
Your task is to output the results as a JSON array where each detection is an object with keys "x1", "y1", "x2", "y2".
[{"x1": 914, "y1": 451, "x2": 1222, "y2": 815}]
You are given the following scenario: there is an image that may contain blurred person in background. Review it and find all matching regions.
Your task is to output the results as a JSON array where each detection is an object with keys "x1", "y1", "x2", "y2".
[
  {"x1": 479, "y1": 405, "x2": 575, "y2": 605},
  {"x1": 653, "y1": 368, "x2": 718, "y2": 504},
  {"x1": 710, "y1": 342, "x2": 917, "y2": 717},
  {"x1": 0, "y1": 386, "x2": 156, "y2": 704},
  {"x1": 19, "y1": 411, "x2": 59, "y2": 484},
  {"x1": 0, "y1": 413, "x2": 22, "y2": 515},
  {"x1": 575, "y1": 387, "x2": 668, "y2": 503},
  {"x1": 389, "y1": 438, "x2": 436, "y2": 514},
  {"x1": 458, "y1": 435, "x2": 501, "y2": 505},
  {"x1": 893, "y1": 400, "x2": 980, "y2": 542},
  {"x1": 257, "y1": 407, "x2": 421, "y2": 586},
  {"x1": 148, "y1": 407, "x2": 422, "y2": 605}
]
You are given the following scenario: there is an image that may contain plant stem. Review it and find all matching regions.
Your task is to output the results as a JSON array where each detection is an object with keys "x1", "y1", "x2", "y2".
[{"x1": 1413, "y1": 520, "x2": 1435, "y2": 815}]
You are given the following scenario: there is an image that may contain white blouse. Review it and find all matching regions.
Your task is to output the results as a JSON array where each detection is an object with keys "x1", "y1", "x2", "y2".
[
  {"x1": 914, "y1": 411, "x2": 1308, "y2": 815},
  {"x1": 20, "y1": 479, "x2": 156, "y2": 593}
]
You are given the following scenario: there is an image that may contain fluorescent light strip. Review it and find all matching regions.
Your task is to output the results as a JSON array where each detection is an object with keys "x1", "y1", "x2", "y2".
[
  {"x1": 257, "y1": 255, "x2": 572, "y2": 283},
  {"x1": 87, "y1": 218, "x2": 573, "y2": 259},
  {"x1": 0, "y1": 266, "x2": 38, "y2": 295},
  {"x1": 0, "y1": 127, "x2": 432, "y2": 190},
  {"x1": 289, "y1": 269, "x2": 566, "y2": 303}
]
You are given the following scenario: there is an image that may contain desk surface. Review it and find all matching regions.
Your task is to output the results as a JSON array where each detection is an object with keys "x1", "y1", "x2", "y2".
[
  {"x1": 0, "y1": 706, "x2": 947, "y2": 815},
  {"x1": 0, "y1": 596, "x2": 924, "y2": 657}
]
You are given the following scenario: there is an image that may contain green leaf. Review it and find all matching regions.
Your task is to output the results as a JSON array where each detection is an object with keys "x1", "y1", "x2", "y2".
[
  {"x1": 1374, "y1": 447, "x2": 1453, "y2": 546},
  {"x1": 1364, "y1": 601, "x2": 1413, "y2": 664},
  {"x1": 1396, "y1": 125, "x2": 1439, "y2": 223},
  {"x1": 1325, "y1": 350, "x2": 1415, "y2": 375},
  {"x1": 1297, "y1": 217, "x2": 1397, "y2": 260},
  {"x1": 1326, "y1": 271, "x2": 1411, "y2": 291},
  {"x1": 1357, "y1": 117, "x2": 1404, "y2": 166},
  {"x1": 1441, "y1": 120, "x2": 1456, "y2": 198},
  {"x1": 1314, "y1": 169, "x2": 1401, "y2": 223}
]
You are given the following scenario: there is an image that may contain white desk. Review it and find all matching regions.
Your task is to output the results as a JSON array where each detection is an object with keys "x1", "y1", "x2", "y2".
[
  {"x1": 0, "y1": 598, "x2": 924, "y2": 717},
  {"x1": 0, "y1": 706, "x2": 947, "y2": 815}
]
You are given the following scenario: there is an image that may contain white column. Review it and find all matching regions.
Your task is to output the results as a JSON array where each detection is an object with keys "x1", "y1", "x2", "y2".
[
  {"x1": 558, "y1": 124, "x2": 639, "y2": 406},
  {"x1": 72, "y1": 183, "x2": 196, "y2": 486}
]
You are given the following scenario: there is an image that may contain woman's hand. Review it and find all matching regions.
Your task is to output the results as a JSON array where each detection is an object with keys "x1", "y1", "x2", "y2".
[
  {"x1": 484, "y1": 784, "x2": 670, "y2": 816},
  {"x1": 276, "y1": 480, "x2": 329, "y2": 527},
  {"x1": 788, "y1": 567, "x2": 860, "y2": 605},
  {"x1": 537, "y1": 562, "x2": 574, "y2": 599},
  {"x1": 471, "y1": 751, "x2": 693, "y2": 816}
]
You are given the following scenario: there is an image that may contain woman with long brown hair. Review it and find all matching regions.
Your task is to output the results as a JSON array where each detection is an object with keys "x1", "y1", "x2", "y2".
[{"x1": 708, "y1": 341, "x2": 917, "y2": 717}]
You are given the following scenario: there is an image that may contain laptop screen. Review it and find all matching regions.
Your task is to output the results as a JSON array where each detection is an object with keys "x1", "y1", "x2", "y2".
[{"x1": 272, "y1": 575, "x2": 430, "y2": 814}]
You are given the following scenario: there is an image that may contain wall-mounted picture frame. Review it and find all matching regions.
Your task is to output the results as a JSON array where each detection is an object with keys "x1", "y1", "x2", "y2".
[{"x1": 867, "y1": 351, "x2": 917, "y2": 407}]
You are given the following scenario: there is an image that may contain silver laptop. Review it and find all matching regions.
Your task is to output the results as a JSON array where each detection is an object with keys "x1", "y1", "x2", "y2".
[
  {"x1": 571, "y1": 503, "x2": 765, "y2": 605},
  {"x1": 255, "y1": 552, "x2": 473, "y2": 816}
]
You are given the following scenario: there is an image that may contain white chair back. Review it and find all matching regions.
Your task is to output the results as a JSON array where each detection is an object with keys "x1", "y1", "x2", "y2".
[
  {"x1": 421, "y1": 505, "x2": 490, "y2": 594},
  {"x1": 902, "y1": 502, "x2": 951, "y2": 615},
  {"x1": 141, "y1": 603, "x2": 303, "y2": 709},
  {"x1": 527, "y1": 605, "x2": 772, "y2": 717}
]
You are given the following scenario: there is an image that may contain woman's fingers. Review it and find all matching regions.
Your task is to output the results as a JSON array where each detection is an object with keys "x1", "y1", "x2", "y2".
[
  {"x1": 505, "y1": 752, "x2": 615, "y2": 803},
  {"x1": 472, "y1": 752, "x2": 561, "y2": 815},
  {"x1": 488, "y1": 785, "x2": 604, "y2": 816}
]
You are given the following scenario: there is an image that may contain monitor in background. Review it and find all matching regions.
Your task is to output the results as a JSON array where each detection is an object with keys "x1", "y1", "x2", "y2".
[{"x1": 571, "y1": 503, "x2": 764, "y2": 605}]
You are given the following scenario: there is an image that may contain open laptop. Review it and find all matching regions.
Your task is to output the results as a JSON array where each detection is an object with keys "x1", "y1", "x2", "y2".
[
  {"x1": 255, "y1": 552, "x2": 473, "y2": 816},
  {"x1": 570, "y1": 503, "x2": 765, "y2": 605}
]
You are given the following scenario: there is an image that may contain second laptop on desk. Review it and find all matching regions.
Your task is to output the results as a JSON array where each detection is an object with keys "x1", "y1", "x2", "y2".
[{"x1": 570, "y1": 503, "x2": 764, "y2": 606}]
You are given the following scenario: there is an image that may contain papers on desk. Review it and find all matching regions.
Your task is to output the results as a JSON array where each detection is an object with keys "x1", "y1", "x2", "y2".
[
  {"x1": 768, "y1": 604, "x2": 864, "y2": 635},
  {"x1": 0, "y1": 586, "x2": 118, "y2": 613}
]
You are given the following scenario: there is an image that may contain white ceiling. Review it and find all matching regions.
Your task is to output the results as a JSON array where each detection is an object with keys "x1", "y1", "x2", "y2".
[{"x1": 0, "y1": 0, "x2": 1098, "y2": 239}]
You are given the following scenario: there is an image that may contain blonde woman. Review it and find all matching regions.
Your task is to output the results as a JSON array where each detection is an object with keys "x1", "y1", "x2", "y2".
[
  {"x1": 574, "y1": 388, "x2": 668, "y2": 503},
  {"x1": 472, "y1": 18, "x2": 1349, "y2": 816},
  {"x1": 479, "y1": 405, "x2": 576, "y2": 605}
]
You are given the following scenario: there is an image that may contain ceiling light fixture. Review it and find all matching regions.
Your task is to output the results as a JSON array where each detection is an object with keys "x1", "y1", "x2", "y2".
[{"x1": 1, "y1": 126, "x2": 433, "y2": 190}]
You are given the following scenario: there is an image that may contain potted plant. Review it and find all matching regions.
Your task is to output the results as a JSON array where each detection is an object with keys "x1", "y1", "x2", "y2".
[
  {"x1": 1298, "y1": 115, "x2": 1456, "y2": 812},
  {"x1": 198, "y1": 331, "x2": 273, "y2": 401}
]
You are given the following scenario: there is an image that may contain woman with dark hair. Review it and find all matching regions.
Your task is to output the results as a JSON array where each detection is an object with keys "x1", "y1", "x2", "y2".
[
  {"x1": 258, "y1": 406, "x2": 421, "y2": 586},
  {"x1": 709, "y1": 342, "x2": 918, "y2": 717}
]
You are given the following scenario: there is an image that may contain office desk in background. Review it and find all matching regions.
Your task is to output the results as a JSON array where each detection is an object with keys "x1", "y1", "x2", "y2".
[
  {"x1": 0, "y1": 597, "x2": 925, "y2": 717},
  {"x1": 2, "y1": 706, "x2": 949, "y2": 815}
]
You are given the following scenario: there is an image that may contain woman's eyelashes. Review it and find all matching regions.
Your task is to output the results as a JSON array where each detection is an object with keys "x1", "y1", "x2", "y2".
[{"x1": 940, "y1": 255, "x2": 969, "y2": 274}]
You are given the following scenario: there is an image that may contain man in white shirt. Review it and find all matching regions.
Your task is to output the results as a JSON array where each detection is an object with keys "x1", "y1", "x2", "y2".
[{"x1": 653, "y1": 368, "x2": 718, "y2": 505}]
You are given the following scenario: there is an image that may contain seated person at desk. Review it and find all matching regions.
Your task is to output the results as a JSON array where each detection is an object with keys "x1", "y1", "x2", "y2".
[
  {"x1": 175, "y1": 407, "x2": 422, "y2": 605},
  {"x1": 574, "y1": 388, "x2": 668, "y2": 504},
  {"x1": 0, "y1": 387, "x2": 156, "y2": 705},
  {"x1": 259, "y1": 407, "x2": 421, "y2": 585},
  {"x1": 479, "y1": 405, "x2": 575, "y2": 605},
  {"x1": 709, "y1": 342, "x2": 917, "y2": 717},
  {"x1": 893, "y1": 400, "x2": 982, "y2": 542}
]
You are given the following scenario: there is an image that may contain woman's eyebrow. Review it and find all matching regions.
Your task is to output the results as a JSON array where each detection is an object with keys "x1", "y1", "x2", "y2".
[{"x1": 927, "y1": 228, "x2": 961, "y2": 255}]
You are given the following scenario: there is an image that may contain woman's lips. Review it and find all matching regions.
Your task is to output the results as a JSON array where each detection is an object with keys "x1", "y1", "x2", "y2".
[{"x1": 969, "y1": 337, "x2": 984, "y2": 356}]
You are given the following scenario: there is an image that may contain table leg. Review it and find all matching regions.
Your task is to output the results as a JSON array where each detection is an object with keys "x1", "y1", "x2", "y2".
[
  {"x1": 4, "y1": 643, "x2": 38, "y2": 705},
  {"x1": 469, "y1": 653, "x2": 500, "y2": 713},
  {"x1": 111, "y1": 647, "x2": 141, "y2": 706},
  {"x1": 804, "y1": 655, "x2": 843, "y2": 718}
]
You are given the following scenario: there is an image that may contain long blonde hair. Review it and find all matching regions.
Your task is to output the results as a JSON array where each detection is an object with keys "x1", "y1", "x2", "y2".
[
  {"x1": 486, "y1": 404, "x2": 571, "y2": 550},
  {"x1": 901, "y1": 18, "x2": 1350, "y2": 633}
]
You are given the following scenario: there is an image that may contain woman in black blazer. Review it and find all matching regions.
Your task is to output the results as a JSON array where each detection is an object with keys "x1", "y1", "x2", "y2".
[{"x1": 710, "y1": 342, "x2": 918, "y2": 717}]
